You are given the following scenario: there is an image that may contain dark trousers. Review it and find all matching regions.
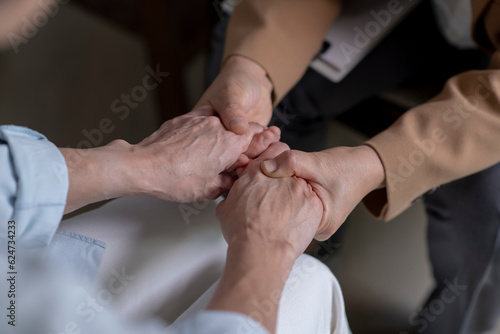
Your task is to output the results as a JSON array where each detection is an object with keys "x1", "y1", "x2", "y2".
[{"x1": 208, "y1": 1, "x2": 500, "y2": 333}]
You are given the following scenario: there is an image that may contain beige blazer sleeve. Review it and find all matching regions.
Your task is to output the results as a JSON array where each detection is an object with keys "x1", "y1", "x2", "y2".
[
  {"x1": 223, "y1": 0, "x2": 341, "y2": 103},
  {"x1": 224, "y1": 0, "x2": 500, "y2": 222},
  {"x1": 363, "y1": 0, "x2": 500, "y2": 220}
]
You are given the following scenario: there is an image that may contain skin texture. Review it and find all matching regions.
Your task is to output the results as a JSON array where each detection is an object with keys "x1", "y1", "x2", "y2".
[
  {"x1": 60, "y1": 110, "x2": 280, "y2": 214},
  {"x1": 193, "y1": 55, "x2": 274, "y2": 134},
  {"x1": 209, "y1": 142, "x2": 323, "y2": 333}
]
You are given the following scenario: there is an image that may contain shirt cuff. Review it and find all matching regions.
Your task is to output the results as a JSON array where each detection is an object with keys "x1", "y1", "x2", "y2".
[
  {"x1": 170, "y1": 310, "x2": 269, "y2": 334},
  {"x1": 0, "y1": 125, "x2": 68, "y2": 247}
]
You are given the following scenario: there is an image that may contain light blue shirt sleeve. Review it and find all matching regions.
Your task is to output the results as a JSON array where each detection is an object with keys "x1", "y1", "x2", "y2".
[
  {"x1": 0, "y1": 125, "x2": 68, "y2": 248},
  {"x1": 0, "y1": 125, "x2": 270, "y2": 334}
]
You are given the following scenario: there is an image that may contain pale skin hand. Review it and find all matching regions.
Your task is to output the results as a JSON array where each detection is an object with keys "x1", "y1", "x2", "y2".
[
  {"x1": 260, "y1": 145, "x2": 386, "y2": 240},
  {"x1": 208, "y1": 143, "x2": 323, "y2": 333},
  {"x1": 60, "y1": 110, "x2": 281, "y2": 214},
  {"x1": 193, "y1": 55, "x2": 274, "y2": 134}
]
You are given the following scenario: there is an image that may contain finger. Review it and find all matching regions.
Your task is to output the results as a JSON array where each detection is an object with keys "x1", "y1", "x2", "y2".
[
  {"x1": 188, "y1": 106, "x2": 217, "y2": 117},
  {"x1": 212, "y1": 172, "x2": 237, "y2": 198},
  {"x1": 226, "y1": 153, "x2": 250, "y2": 172},
  {"x1": 223, "y1": 122, "x2": 267, "y2": 166},
  {"x1": 248, "y1": 122, "x2": 267, "y2": 133},
  {"x1": 236, "y1": 166, "x2": 246, "y2": 177},
  {"x1": 260, "y1": 150, "x2": 316, "y2": 179},
  {"x1": 220, "y1": 123, "x2": 264, "y2": 171},
  {"x1": 243, "y1": 122, "x2": 267, "y2": 142},
  {"x1": 242, "y1": 142, "x2": 290, "y2": 177},
  {"x1": 254, "y1": 142, "x2": 290, "y2": 162},
  {"x1": 218, "y1": 102, "x2": 249, "y2": 135},
  {"x1": 243, "y1": 127, "x2": 281, "y2": 159},
  {"x1": 267, "y1": 126, "x2": 281, "y2": 136}
]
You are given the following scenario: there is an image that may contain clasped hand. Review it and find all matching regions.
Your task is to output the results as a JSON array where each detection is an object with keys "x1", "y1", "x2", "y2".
[
  {"x1": 134, "y1": 109, "x2": 280, "y2": 202},
  {"x1": 136, "y1": 110, "x2": 325, "y2": 254}
]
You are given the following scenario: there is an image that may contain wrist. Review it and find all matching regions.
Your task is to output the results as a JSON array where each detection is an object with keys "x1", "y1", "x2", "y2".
[
  {"x1": 116, "y1": 141, "x2": 173, "y2": 199},
  {"x1": 223, "y1": 55, "x2": 274, "y2": 98},
  {"x1": 322, "y1": 145, "x2": 385, "y2": 194},
  {"x1": 358, "y1": 144, "x2": 386, "y2": 191},
  {"x1": 208, "y1": 235, "x2": 295, "y2": 332},
  {"x1": 60, "y1": 140, "x2": 140, "y2": 213},
  {"x1": 228, "y1": 232, "x2": 297, "y2": 271}
]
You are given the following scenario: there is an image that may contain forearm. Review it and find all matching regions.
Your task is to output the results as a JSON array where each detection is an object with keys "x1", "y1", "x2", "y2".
[
  {"x1": 60, "y1": 140, "x2": 145, "y2": 214},
  {"x1": 364, "y1": 52, "x2": 500, "y2": 221},
  {"x1": 225, "y1": 0, "x2": 342, "y2": 103},
  {"x1": 208, "y1": 238, "x2": 295, "y2": 333}
]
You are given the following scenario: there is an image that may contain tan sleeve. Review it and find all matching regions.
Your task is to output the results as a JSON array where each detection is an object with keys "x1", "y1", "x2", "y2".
[
  {"x1": 223, "y1": 0, "x2": 341, "y2": 104},
  {"x1": 363, "y1": 53, "x2": 500, "y2": 220},
  {"x1": 362, "y1": 0, "x2": 500, "y2": 221}
]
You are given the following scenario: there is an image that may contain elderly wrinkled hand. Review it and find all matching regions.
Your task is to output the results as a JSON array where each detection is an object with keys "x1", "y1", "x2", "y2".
[
  {"x1": 216, "y1": 142, "x2": 324, "y2": 258},
  {"x1": 61, "y1": 109, "x2": 280, "y2": 213},
  {"x1": 133, "y1": 109, "x2": 280, "y2": 202}
]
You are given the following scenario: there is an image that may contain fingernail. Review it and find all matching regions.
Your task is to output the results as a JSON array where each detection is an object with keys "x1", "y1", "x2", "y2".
[
  {"x1": 263, "y1": 160, "x2": 277, "y2": 173},
  {"x1": 229, "y1": 118, "x2": 247, "y2": 133}
]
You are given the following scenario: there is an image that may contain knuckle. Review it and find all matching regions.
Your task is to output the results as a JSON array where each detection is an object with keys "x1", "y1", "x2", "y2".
[
  {"x1": 271, "y1": 142, "x2": 290, "y2": 153},
  {"x1": 322, "y1": 226, "x2": 336, "y2": 239},
  {"x1": 283, "y1": 150, "x2": 297, "y2": 166},
  {"x1": 205, "y1": 115, "x2": 221, "y2": 127},
  {"x1": 109, "y1": 139, "x2": 129, "y2": 147},
  {"x1": 262, "y1": 131, "x2": 275, "y2": 142}
]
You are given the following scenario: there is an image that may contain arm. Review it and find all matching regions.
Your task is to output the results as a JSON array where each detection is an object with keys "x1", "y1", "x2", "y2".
[
  {"x1": 193, "y1": 0, "x2": 341, "y2": 133},
  {"x1": 61, "y1": 111, "x2": 281, "y2": 214},
  {"x1": 0, "y1": 126, "x2": 68, "y2": 247},
  {"x1": 363, "y1": 52, "x2": 500, "y2": 220},
  {"x1": 258, "y1": 2, "x2": 500, "y2": 238},
  {"x1": 361, "y1": 0, "x2": 500, "y2": 220},
  {"x1": 225, "y1": 0, "x2": 342, "y2": 103},
  {"x1": 0, "y1": 114, "x2": 279, "y2": 242},
  {"x1": 207, "y1": 143, "x2": 323, "y2": 332},
  {"x1": 207, "y1": 241, "x2": 294, "y2": 332},
  {"x1": 259, "y1": 55, "x2": 500, "y2": 236}
]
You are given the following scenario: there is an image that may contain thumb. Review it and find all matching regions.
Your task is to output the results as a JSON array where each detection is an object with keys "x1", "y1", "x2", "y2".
[
  {"x1": 261, "y1": 150, "x2": 315, "y2": 179},
  {"x1": 218, "y1": 102, "x2": 249, "y2": 135}
]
